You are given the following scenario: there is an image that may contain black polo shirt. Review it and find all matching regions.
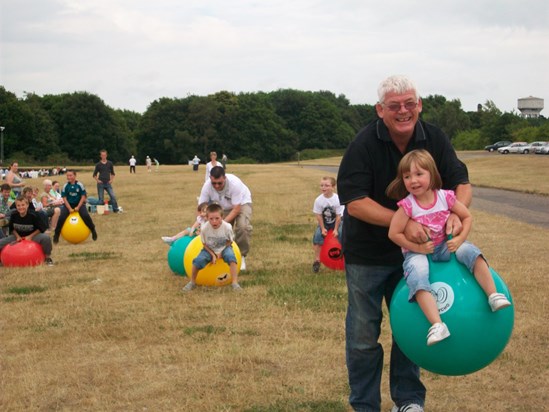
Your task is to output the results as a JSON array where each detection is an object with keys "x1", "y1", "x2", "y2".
[{"x1": 337, "y1": 119, "x2": 469, "y2": 266}]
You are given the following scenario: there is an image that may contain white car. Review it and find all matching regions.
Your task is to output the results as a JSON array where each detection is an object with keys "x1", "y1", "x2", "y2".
[
  {"x1": 498, "y1": 142, "x2": 528, "y2": 154},
  {"x1": 535, "y1": 142, "x2": 549, "y2": 154},
  {"x1": 522, "y1": 141, "x2": 547, "y2": 154}
]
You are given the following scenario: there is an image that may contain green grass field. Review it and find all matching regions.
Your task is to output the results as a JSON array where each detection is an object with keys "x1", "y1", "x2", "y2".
[{"x1": 1, "y1": 154, "x2": 548, "y2": 411}]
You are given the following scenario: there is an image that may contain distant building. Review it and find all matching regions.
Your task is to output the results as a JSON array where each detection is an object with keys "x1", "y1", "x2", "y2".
[{"x1": 517, "y1": 96, "x2": 544, "y2": 118}]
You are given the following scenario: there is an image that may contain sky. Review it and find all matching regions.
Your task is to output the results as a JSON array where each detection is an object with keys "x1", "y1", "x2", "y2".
[{"x1": 1, "y1": 0, "x2": 548, "y2": 115}]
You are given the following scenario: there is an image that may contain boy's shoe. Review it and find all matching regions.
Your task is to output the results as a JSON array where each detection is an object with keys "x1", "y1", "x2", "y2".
[
  {"x1": 45, "y1": 257, "x2": 54, "y2": 266},
  {"x1": 240, "y1": 257, "x2": 246, "y2": 271},
  {"x1": 92, "y1": 229, "x2": 98, "y2": 241},
  {"x1": 162, "y1": 236, "x2": 174, "y2": 245},
  {"x1": 391, "y1": 403, "x2": 424, "y2": 412},
  {"x1": 488, "y1": 293, "x2": 512, "y2": 312},
  {"x1": 427, "y1": 322, "x2": 450, "y2": 346},
  {"x1": 116, "y1": 207, "x2": 123, "y2": 213},
  {"x1": 53, "y1": 234, "x2": 59, "y2": 244},
  {"x1": 232, "y1": 283, "x2": 242, "y2": 292},
  {"x1": 182, "y1": 282, "x2": 196, "y2": 292},
  {"x1": 312, "y1": 260, "x2": 321, "y2": 273}
]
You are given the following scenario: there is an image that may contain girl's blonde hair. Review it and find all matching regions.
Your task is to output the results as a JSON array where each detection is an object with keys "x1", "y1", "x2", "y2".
[{"x1": 386, "y1": 149, "x2": 442, "y2": 200}]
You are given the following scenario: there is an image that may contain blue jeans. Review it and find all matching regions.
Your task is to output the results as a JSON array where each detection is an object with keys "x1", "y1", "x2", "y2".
[
  {"x1": 96, "y1": 182, "x2": 119, "y2": 212},
  {"x1": 403, "y1": 241, "x2": 482, "y2": 302},
  {"x1": 192, "y1": 246, "x2": 237, "y2": 269},
  {"x1": 345, "y1": 263, "x2": 426, "y2": 411}
]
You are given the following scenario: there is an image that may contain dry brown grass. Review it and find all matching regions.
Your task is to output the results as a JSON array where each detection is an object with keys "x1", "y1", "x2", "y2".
[{"x1": 1, "y1": 159, "x2": 548, "y2": 411}]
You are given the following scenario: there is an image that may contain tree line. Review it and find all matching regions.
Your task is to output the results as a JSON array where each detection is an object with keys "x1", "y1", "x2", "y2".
[{"x1": 0, "y1": 86, "x2": 547, "y2": 165}]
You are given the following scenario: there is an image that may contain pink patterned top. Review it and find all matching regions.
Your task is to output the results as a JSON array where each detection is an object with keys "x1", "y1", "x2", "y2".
[{"x1": 397, "y1": 189, "x2": 456, "y2": 248}]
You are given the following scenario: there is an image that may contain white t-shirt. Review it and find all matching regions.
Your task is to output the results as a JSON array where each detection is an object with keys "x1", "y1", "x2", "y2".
[
  {"x1": 129, "y1": 157, "x2": 136, "y2": 166},
  {"x1": 205, "y1": 161, "x2": 221, "y2": 182},
  {"x1": 200, "y1": 220, "x2": 235, "y2": 254},
  {"x1": 198, "y1": 174, "x2": 252, "y2": 211},
  {"x1": 313, "y1": 193, "x2": 344, "y2": 228}
]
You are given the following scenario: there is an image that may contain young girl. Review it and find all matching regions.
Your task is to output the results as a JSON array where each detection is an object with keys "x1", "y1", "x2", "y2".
[
  {"x1": 162, "y1": 202, "x2": 208, "y2": 245},
  {"x1": 387, "y1": 150, "x2": 511, "y2": 346}
]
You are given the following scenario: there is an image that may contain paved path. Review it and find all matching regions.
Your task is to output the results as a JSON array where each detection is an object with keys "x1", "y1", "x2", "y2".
[{"x1": 306, "y1": 166, "x2": 549, "y2": 229}]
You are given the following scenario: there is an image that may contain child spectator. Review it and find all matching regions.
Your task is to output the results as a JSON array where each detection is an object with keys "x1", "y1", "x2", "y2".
[
  {"x1": 387, "y1": 150, "x2": 511, "y2": 346},
  {"x1": 312, "y1": 176, "x2": 344, "y2": 273},
  {"x1": 182, "y1": 203, "x2": 241, "y2": 292},
  {"x1": 0, "y1": 195, "x2": 54, "y2": 266},
  {"x1": 53, "y1": 169, "x2": 98, "y2": 244},
  {"x1": 162, "y1": 202, "x2": 208, "y2": 245}
]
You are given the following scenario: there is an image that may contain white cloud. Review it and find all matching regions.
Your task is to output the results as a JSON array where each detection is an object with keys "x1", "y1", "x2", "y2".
[{"x1": 1, "y1": 0, "x2": 548, "y2": 113}]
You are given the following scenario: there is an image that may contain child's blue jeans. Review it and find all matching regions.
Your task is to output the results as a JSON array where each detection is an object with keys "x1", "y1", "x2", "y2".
[
  {"x1": 403, "y1": 241, "x2": 483, "y2": 302},
  {"x1": 192, "y1": 246, "x2": 237, "y2": 269}
]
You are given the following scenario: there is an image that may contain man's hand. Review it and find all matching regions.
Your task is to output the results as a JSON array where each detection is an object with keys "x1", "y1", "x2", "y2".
[
  {"x1": 404, "y1": 219, "x2": 430, "y2": 244},
  {"x1": 446, "y1": 213, "x2": 463, "y2": 236}
]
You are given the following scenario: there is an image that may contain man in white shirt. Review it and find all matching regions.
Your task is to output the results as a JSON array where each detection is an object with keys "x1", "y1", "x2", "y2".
[{"x1": 199, "y1": 166, "x2": 252, "y2": 270}]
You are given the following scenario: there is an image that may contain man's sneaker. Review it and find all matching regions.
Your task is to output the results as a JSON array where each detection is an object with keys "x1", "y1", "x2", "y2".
[
  {"x1": 312, "y1": 260, "x2": 321, "y2": 273},
  {"x1": 427, "y1": 322, "x2": 450, "y2": 346},
  {"x1": 488, "y1": 293, "x2": 512, "y2": 312},
  {"x1": 391, "y1": 403, "x2": 424, "y2": 412},
  {"x1": 92, "y1": 229, "x2": 98, "y2": 241},
  {"x1": 182, "y1": 282, "x2": 196, "y2": 292},
  {"x1": 45, "y1": 257, "x2": 54, "y2": 266},
  {"x1": 116, "y1": 207, "x2": 123, "y2": 213},
  {"x1": 240, "y1": 256, "x2": 246, "y2": 271},
  {"x1": 53, "y1": 234, "x2": 59, "y2": 244},
  {"x1": 232, "y1": 283, "x2": 242, "y2": 292},
  {"x1": 162, "y1": 236, "x2": 175, "y2": 245}
]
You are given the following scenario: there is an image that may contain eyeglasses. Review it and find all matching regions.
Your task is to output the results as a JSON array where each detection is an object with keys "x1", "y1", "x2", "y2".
[{"x1": 382, "y1": 101, "x2": 418, "y2": 112}]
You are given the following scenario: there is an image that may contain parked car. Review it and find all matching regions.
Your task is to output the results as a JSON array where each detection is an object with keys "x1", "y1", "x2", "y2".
[
  {"x1": 485, "y1": 140, "x2": 512, "y2": 152},
  {"x1": 535, "y1": 142, "x2": 549, "y2": 154},
  {"x1": 498, "y1": 142, "x2": 528, "y2": 154},
  {"x1": 521, "y1": 141, "x2": 548, "y2": 154}
]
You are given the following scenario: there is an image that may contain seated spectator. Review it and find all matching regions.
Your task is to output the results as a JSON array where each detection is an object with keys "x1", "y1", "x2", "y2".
[
  {"x1": 43, "y1": 179, "x2": 64, "y2": 206},
  {"x1": 6, "y1": 162, "x2": 25, "y2": 198},
  {"x1": 0, "y1": 183, "x2": 13, "y2": 236}
]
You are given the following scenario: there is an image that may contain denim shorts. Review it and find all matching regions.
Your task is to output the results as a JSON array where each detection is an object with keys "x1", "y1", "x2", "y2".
[
  {"x1": 192, "y1": 245, "x2": 237, "y2": 269},
  {"x1": 312, "y1": 225, "x2": 340, "y2": 245},
  {"x1": 403, "y1": 241, "x2": 483, "y2": 301}
]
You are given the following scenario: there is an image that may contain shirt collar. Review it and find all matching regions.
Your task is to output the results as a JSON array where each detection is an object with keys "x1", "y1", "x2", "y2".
[{"x1": 375, "y1": 119, "x2": 427, "y2": 143}]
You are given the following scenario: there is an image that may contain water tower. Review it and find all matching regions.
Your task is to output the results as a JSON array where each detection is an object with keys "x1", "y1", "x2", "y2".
[{"x1": 517, "y1": 96, "x2": 544, "y2": 118}]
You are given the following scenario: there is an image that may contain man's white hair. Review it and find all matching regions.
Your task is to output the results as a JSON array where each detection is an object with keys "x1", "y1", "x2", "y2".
[{"x1": 377, "y1": 75, "x2": 419, "y2": 103}]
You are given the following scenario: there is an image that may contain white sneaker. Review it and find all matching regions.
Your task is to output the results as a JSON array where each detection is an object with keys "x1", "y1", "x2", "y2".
[
  {"x1": 426, "y1": 322, "x2": 450, "y2": 346},
  {"x1": 182, "y1": 282, "x2": 196, "y2": 292},
  {"x1": 391, "y1": 404, "x2": 424, "y2": 412},
  {"x1": 488, "y1": 293, "x2": 512, "y2": 312},
  {"x1": 161, "y1": 236, "x2": 174, "y2": 245},
  {"x1": 240, "y1": 256, "x2": 246, "y2": 271}
]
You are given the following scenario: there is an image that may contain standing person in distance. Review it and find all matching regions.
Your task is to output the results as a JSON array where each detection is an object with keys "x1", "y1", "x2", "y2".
[
  {"x1": 205, "y1": 152, "x2": 220, "y2": 182},
  {"x1": 192, "y1": 155, "x2": 201, "y2": 172},
  {"x1": 93, "y1": 149, "x2": 122, "y2": 213},
  {"x1": 337, "y1": 75, "x2": 471, "y2": 412},
  {"x1": 129, "y1": 155, "x2": 137, "y2": 174},
  {"x1": 199, "y1": 166, "x2": 252, "y2": 271},
  {"x1": 146, "y1": 156, "x2": 152, "y2": 172}
]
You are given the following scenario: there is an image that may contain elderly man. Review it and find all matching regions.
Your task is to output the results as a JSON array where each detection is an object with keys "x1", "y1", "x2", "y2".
[
  {"x1": 337, "y1": 75, "x2": 471, "y2": 412},
  {"x1": 198, "y1": 166, "x2": 252, "y2": 270}
]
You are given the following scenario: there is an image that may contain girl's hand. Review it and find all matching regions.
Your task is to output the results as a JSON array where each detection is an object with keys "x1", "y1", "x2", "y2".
[
  {"x1": 332, "y1": 230, "x2": 339, "y2": 237},
  {"x1": 418, "y1": 240, "x2": 435, "y2": 255},
  {"x1": 446, "y1": 237, "x2": 464, "y2": 253},
  {"x1": 321, "y1": 228, "x2": 328, "y2": 237}
]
